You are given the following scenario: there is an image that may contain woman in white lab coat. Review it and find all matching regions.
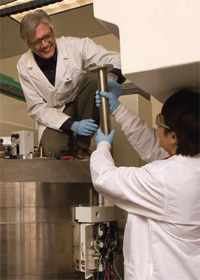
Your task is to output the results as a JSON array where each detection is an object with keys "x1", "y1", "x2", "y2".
[{"x1": 90, "y1": 90, "x2": 200, "y2": 280}]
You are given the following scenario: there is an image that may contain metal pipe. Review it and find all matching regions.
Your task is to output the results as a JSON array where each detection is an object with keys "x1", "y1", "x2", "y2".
[
  {"x1": 95, "y1": 66, "x2": 111, "y2": 136},
  {"x1": 89, "y1": 65, "x2": 112, "y2": 207}
]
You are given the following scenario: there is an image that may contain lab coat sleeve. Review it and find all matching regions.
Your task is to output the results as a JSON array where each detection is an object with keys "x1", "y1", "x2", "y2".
[
  {"x1": 17, "y1": 63, "x2": 69, "y2": 130},
  {"x1": 113, "y1": 104, "x2": 168, "y2": 162},
  {"x1": 80, "y1": 37, "x2": 121, "y2": 70},
  {"x1": 90, "y1": 142, "x2": 167, "y2": 220}
]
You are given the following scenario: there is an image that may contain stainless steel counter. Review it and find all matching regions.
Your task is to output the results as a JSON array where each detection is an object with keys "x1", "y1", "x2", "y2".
[
  {"x1": 0, "y1": 159, "x2": 98, "y2": 280},
  {"x1": 0, "y1": 158, "x2": 92, "y2": 182}
]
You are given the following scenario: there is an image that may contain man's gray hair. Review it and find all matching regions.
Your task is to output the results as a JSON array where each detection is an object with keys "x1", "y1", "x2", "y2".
[{"x1": 20, "y1": 10, "x2": 54, "y2": 43}]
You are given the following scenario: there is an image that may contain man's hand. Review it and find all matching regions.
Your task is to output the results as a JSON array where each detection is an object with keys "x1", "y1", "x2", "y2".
[
  {"x1": 72, "y1": 119, "x2": 98, "y2": 136},
  {"x1": 95, "y1": 129, "x2": 115, "y2": 146}
]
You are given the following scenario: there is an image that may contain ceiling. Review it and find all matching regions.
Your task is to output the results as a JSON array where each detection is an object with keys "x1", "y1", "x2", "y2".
[
  {"x1": 1, "y1": 0, "x2": 12, "y2": 4},
  {"x1": 0, "y1": 2, "x2": 110, "y2": 59}
]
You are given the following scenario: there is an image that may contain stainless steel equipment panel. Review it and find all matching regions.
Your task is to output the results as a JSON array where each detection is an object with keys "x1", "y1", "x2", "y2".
[{"x1": 0, "y1": 159, "x2": 98, "y2": 280}]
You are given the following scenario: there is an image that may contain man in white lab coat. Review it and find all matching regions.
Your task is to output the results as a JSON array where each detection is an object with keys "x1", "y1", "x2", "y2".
[
  {"x1": 90, "y1": 90, "x2": 200, "y2": 280},
  {"x1": 17, "y1": 10, "x2": 124, "y2": 159}
]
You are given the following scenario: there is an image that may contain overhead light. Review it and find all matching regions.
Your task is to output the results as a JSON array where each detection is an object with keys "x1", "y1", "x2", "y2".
[{"x1": 0, "y1": 0, "x2": 93, "y2": 22}]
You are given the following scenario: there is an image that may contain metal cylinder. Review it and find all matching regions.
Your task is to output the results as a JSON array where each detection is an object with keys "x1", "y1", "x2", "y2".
[
  {"x1": 94, "y1": 66, "x2": 111, "y2": 207},
  {"x1": 96, "y1": 66, "x2": 111, "y2": 136}
]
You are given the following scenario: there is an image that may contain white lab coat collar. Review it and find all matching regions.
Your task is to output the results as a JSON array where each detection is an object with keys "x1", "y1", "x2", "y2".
[
  {"x1": 26, "y1": 50, "x2": 53, "y2": 88},
  {"x1": 27, "y1": 49, "x2": 37, "y2": 69},
  {"x1": 55, "y1": 38, "x2": 71, "y2": 88}
]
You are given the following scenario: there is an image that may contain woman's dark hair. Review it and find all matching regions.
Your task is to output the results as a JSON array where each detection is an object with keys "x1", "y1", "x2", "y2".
[{"x1": 161, "y1": 90, "x2": 200, "y2": 156}]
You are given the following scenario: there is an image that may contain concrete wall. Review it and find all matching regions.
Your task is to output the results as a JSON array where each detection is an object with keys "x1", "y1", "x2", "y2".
[{"x1": 0, "y1": 54, "x2": 38, "y2": 145}]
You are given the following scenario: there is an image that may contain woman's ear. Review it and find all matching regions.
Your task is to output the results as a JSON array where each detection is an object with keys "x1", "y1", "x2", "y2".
[{"x1": 171, "y1": 131, "x2": 178, "y2": 144}]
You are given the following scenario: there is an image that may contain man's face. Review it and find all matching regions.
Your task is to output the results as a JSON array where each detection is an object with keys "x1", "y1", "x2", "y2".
[{"x1": 28, "y1": 23, "x2": 56, "y2": 59}]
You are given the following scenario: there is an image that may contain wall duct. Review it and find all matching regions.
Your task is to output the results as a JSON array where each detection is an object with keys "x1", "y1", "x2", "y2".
[{"x1": 0, "y1": 0, "x2": 63, "y2": 17}]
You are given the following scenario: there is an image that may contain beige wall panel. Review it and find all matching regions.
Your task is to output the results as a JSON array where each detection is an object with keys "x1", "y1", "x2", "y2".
[
  {"x1": 0, "y1": 94, "x2": 38, "y2": 144},
  {"x1": 92, "y1": 33, "x2": 120, "y2": 52},
  {"x1": 0, "y1": 55, "x2": 21, "y2": 82}
]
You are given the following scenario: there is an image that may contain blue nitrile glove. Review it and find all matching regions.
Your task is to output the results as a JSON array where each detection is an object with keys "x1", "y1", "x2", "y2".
[
  {"x1": 95, "y1": 91, "x2": 101, "y2": 108},
  {"x1": 95, "y1": 129, "x2": 115, "y2": 146},
  {"x1": 107, "y1": 76, "x2": 122, "y2": 99},
  {"x1": 72, "y1": 119, "x2": 98, "y2": 136},
  {"x1": 95, "y1": 91, "x2": 121, "y2": 113}
]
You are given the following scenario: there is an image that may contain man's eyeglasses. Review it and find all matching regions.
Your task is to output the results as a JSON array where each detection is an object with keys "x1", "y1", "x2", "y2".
[
  {"x1": 29, "y1": 30, "x2": 53, "y2": 48},
  {"x1": 155, "y1": 113, "x2": 170, "y2": 129}
]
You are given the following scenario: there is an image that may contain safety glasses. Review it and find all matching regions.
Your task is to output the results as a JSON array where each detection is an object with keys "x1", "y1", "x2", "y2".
[
  {"x1": 29, "y1": 29, "x2": 53, "y2": 48},
  {"x1": 155, "y1": 113, "x2": 170, "y2": 129}
]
